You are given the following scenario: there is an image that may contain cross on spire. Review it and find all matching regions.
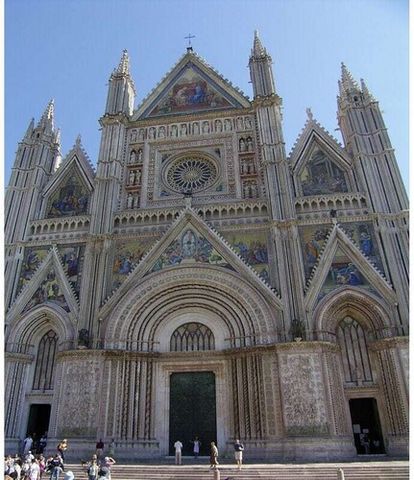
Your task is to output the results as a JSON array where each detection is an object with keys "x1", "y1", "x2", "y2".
[{"x1": 184, "y1": 33, "x2": 196, "y2": 51}]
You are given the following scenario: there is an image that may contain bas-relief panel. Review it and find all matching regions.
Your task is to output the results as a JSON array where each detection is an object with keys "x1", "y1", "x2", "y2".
[
  {"x1": 221, "y1": 231, "x2": 270, "y2": 282},
  {"x1": 46, "y1": 170, "x2": 90, "y2": 218},
  {"x1": 57, "y1": 358, "x2": 101, "y2": 437},
  {"x1": 299, "y1": 222, "x2": 384, "y2": 280},
  {"x1": 279, "y1": 353, "x2": 328, "y2": 435},
  {"x1": 23, "y1": 270, "x2": 69, "y2": 313},
  {"x1": 148, "y1": 67, "x2": 233, "y2": 117},
  {"x1": 150, "y1": 230, "x2": 234, "y2": 273},
  {"x1": 299, "y1": 150, "x2": 348, "y2": 196},
  {"x1": 112, "y1": 238, "x2": 156, "y2": 289}
]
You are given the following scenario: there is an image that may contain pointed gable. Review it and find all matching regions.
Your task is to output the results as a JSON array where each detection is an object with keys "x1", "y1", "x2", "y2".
[
  {"x1": 42, "y1": 137, "x2": 95, "y2": 218},
  {"x1": 101, "y1": 206, "x2": 281, "y2": 313},
  {"x1": 134, "y1": 51, "x2": 251, "y2": 120},
  {"x1": 304, "y1": 223, "x2": 395, "y2": 311},
  {"x1": 7, "y1": 248, "x2": 80, "y2": 320},
  {"x1": 289, "y1": 115, "x2": 357, "y2": 196}
]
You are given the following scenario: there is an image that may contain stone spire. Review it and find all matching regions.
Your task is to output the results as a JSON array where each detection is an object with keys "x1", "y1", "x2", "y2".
[
  {"x1": 360, "y1": 78, "x2": 375, "y2": 101},
  {"x1": 339, "y1": 63, "x2": 360, "y2": 94},
  {"x1": 252, "y1": 30, "x2": 266, "y2": 57},
  {"x1": 23, "y1": 118, "x2": 35, "y2": 140},
  {"x1": 116, "y1": 49, "x2": 130, "y2": 75},
  {"x1": 37, "y1": 99, "x2": 55, "y2": 130}
]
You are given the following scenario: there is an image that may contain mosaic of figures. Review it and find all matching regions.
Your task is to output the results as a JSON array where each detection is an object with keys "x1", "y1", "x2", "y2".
[
  {"x1": 23, "y1": 270, "x2": 69, "y2": 313},
  {"x1": 18, "y1": 245, "x2": 85, "y2": 298},
  {"x1": 148, "y1": 67, "x2": 233, "y2": 117},
  {"x1": 46, "y1": 170, "x2": 90, "y2": 217},
  {"x1": 299, "y1": 222, "x2": 383, "y2": 281},
  {"x1": 129, "y1": 116, "x2": 253, "y2": 144},
  {"x1": 221, "y1": 231, "x2": 270, "y2": 283},
  {"x1": 112, "y1": 238, "x2": 156, "y2": 289},
  {"x1": 150, "y1": 230, "x2": 233, "y2": 273},
  {"x1": 299, "y1": 150, "x2": 349, "y2": 196}
]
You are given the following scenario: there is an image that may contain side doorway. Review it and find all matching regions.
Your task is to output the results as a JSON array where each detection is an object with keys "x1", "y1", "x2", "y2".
[
  {"x1": 349, "y1": 398, "x2": 385, "y2": 454},
  {"x1": 26, "y1": 404, "x2": 51, "y2": 451}
]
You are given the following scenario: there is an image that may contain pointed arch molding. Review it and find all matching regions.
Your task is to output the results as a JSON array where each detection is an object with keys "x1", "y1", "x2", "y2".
[
  {"x1": 5, "y1": 303, "x2": 77, "y2": 348},
  {"x1": 101, "y1": 265, "x2": 282, "y2": 349},
  {"x1": 314, "y1": 287, "x2": 392, "y2": 334}
]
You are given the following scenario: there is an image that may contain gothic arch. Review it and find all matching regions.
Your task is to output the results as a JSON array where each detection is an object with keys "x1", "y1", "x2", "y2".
[
  {"x1": 314, "y1": 287, "x2": 391, "y2": 337},
  {"x1": 5, "y1": 304, "x2": 77, "y2": 352},
  {"x1": 101, "y1": 265, "x2": 281, "y2": 351}
]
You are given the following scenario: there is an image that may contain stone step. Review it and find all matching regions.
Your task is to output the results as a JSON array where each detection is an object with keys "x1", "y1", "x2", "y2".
[{"x1": 65, "y1": 462, "x2": 409, "y2": 480}]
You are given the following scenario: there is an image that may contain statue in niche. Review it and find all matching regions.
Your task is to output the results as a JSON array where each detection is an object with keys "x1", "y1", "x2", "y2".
[
  {"x1": 180, "y1": 124, "x2": 187, "y2": 136},
  {"x1": 237, "y1": 117, "x2": 244, "y2": 130},
  {"x1": 130, "y1": 129, "x2": 137, "y2": 142},
  {"x1": 193, "y1": 122, "x2": 200, "y2": 135},
  {"x1": 137, "y1": 149, "x2": 143, "y2": 162},
  {"x1": 138, "y1": 129, "x2": 145, "y2": 141},
  {"x1": 245, "y1": 117, "x2": 252, "y2": 129},
  {"x1": 240, "y1": 161, "x2": 245, "y2": 175},
  {"x1": 158, "y1": 126, "x2": 165, "y2": 138},
  {"x1": 215, "y1": 120, "x2": 222, "y2": 132},
  {"x1": 135, "y1": 170, "x2": 142, "y2": 184},
  {"x1": 202, "y1": 121, "x2": 210, "y2": 134},
  {"x1": 129, "y1": 150, "x2": 136, "y2": 164},
  {"x1": 134, "y1": 194, "x2": 140, "y2": 208},
  {"x1": 127, "y1": 193, "x2": 133, "y2": 209},
  {"x1": 78, "y1": 328, "x2": 90, "y2": 349},
  {"x1": 239, "y1": 138, "x2": 246, "y2": 152},
  {"x1": 148, "y1": 127, "x2": 156, "y2": 139},
  {"x1": 129, "y1": 170, "x2": 136, "y2": 185},
  {"x1": 247, "y1": 137, "x2": 254, "y2": 151},
  {"x1": 171, "y1": 125, "x2": 178, "y2": 137},
  {"x1": 224, "y1": 119, "x2": 232, "y2": 131}
]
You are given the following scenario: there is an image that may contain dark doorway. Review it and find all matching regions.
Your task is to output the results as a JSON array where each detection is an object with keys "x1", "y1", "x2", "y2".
[
  {"x1": 27, "y1": 404, "x2": 51, "y2": 450},
  {"x1": 349, "y1": 398, "x2": 385, "y2": 454},
  {"x1": 169, "y1": 371, "x2": 216, "y2": 456}
]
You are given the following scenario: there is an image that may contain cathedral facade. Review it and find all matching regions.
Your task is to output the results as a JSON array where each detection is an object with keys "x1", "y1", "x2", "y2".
[{"x1": 5, "y1": 33, "x2": 409, "y2": 460}]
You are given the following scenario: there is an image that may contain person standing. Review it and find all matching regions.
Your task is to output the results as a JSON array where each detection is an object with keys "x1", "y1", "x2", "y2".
[
  {"x1": 102, "y1": 456, "x2": 116, "y2": 480},
  {"x1": 39, "y1": 434, "x2": 48, "y2": 455},
  {"x1": 95, "y1": 439, "x2": 104, "y2": 459},
  {"x1": 209, "y1": 442, "x2": 219, "y2": 469},
  {"x1": 173, "y1": 440, "x2": 183, "y2": 465},
  {"x1": 192, "y1": 437, "x2": 201, "y2": 459},
  {"x1": 57, "y1": 440, "x2": 67, "y2": 462},
  {"x1": 233, "y1": 439, "x2": 244, "y2": 470},
  {"x1": 108, "y1": 439, "x2": 115, "y2": 457},
  {"x1": 29, "y1": 459, "x2": 40, "y2": 480},
  {"x1": 86, "y1": 457, "x2": 99, "y2": 480},
  {"x1": 23, "y1": 435, "x2": 33, "y2": 456}
]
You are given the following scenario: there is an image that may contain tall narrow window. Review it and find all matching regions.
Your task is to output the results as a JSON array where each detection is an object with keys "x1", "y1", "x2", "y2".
[
  {"x1": 32, "y1": 330, "x2": 58, "y2": 391},
  {"x1": 337, "y1": 316, "x2": 373, "y2": 384},
  {"x1": 170, "y1": 323, "x2": 215, "y2": 352}
]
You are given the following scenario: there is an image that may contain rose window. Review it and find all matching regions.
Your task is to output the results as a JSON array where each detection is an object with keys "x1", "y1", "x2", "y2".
[{"x1": 165, "y1": 156, "x2": 218, "y2": 193}]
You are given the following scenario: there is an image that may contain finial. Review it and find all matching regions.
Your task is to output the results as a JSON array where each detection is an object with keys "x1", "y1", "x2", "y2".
[
  {"x1": 24, "y1": 118, "x2": 35, "y2": 139},
  {"x1": 184, "y1": 33, "x2": 195, "y2": 52},
  {"x1": 54, "y1": 128, "x2": 61, "y2": 145},
  {"x1": 306, "y1": 107, "x2": 314, "y2": 121},
  {"x1": 37, "y1": 99, "x2": 55, "y2": 130},
  {"x1": 76, "y1": 134, "x2": 82, "y2": 146},
  {"x1": 360, "y1": 78, "x2": 374, "y2": 101},
  {"x1": 117, "y1": 49, "x2": 130, "y2": 74}
]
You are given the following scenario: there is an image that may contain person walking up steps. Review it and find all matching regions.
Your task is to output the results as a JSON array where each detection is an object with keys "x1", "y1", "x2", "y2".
[
  {"x1": 173, "y1": 440, "x2": 183, "y2": 465},
  {"x1": 209, "y1": 442, "x2": 219, "y2": 469},
  {"x1": 233, "y1": 439, "x2": 244, "y2": 470}
]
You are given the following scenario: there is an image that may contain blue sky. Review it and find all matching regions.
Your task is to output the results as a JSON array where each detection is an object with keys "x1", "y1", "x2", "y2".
[{"x1": 5, "y1": 0, "x2": 409, "y2": 189}]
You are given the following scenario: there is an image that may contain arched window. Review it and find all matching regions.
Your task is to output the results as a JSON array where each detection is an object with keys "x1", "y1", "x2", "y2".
[
  {"x1": 170, "y1": 323, "x2": 215, "y2": 352},
  {"x1": 337, "y1": 316, "x2": 373, "y2": 384},
  {"x1": 32, "y1": 330, "x2": 58, "y2": 391}
]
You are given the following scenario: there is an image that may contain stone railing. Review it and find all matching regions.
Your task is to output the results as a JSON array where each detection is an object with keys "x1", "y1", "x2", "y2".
[
  {"x1": 295, "y1": 193, "x2": 369, "y2": 220},
  {"x1": 28, "y1": 215, "x2": 90, "y2": 241}
]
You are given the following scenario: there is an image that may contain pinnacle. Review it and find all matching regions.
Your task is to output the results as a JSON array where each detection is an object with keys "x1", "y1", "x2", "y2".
[
  {"x1": 117, "y1": 49, "x2": 130, "y2": 75},
  {"x1": 339, "y1": 63, "x2": 360, "y2": 94},
  {"x1": 37, "y1": 99, "x2": 55, "y2": 129},
  {"x1": 360, "y1": 78, "x2": 375, "y2": 101},
  {"x1": 252, "y1": 30, "x2": 266, "y2": 57}
]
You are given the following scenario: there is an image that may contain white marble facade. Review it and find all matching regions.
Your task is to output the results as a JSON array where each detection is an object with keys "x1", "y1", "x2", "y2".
[{"x1": 4, "y1": 36, "x2": 408, "y2": 460}]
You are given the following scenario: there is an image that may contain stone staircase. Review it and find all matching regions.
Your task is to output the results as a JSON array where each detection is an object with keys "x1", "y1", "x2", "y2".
[{"x1": 66, "y1": 460, "x2": 409, "y2": 480}]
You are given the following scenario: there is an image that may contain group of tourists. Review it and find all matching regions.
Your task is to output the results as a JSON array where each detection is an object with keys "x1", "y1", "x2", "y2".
[{"x1": 173, "y1": 438, "x2": 245, "y2": 470}]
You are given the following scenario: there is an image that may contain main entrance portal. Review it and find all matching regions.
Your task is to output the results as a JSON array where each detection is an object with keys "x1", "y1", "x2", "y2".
[{"x1": 169, "y1": 371, "x2": 216, "y2": 456}]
